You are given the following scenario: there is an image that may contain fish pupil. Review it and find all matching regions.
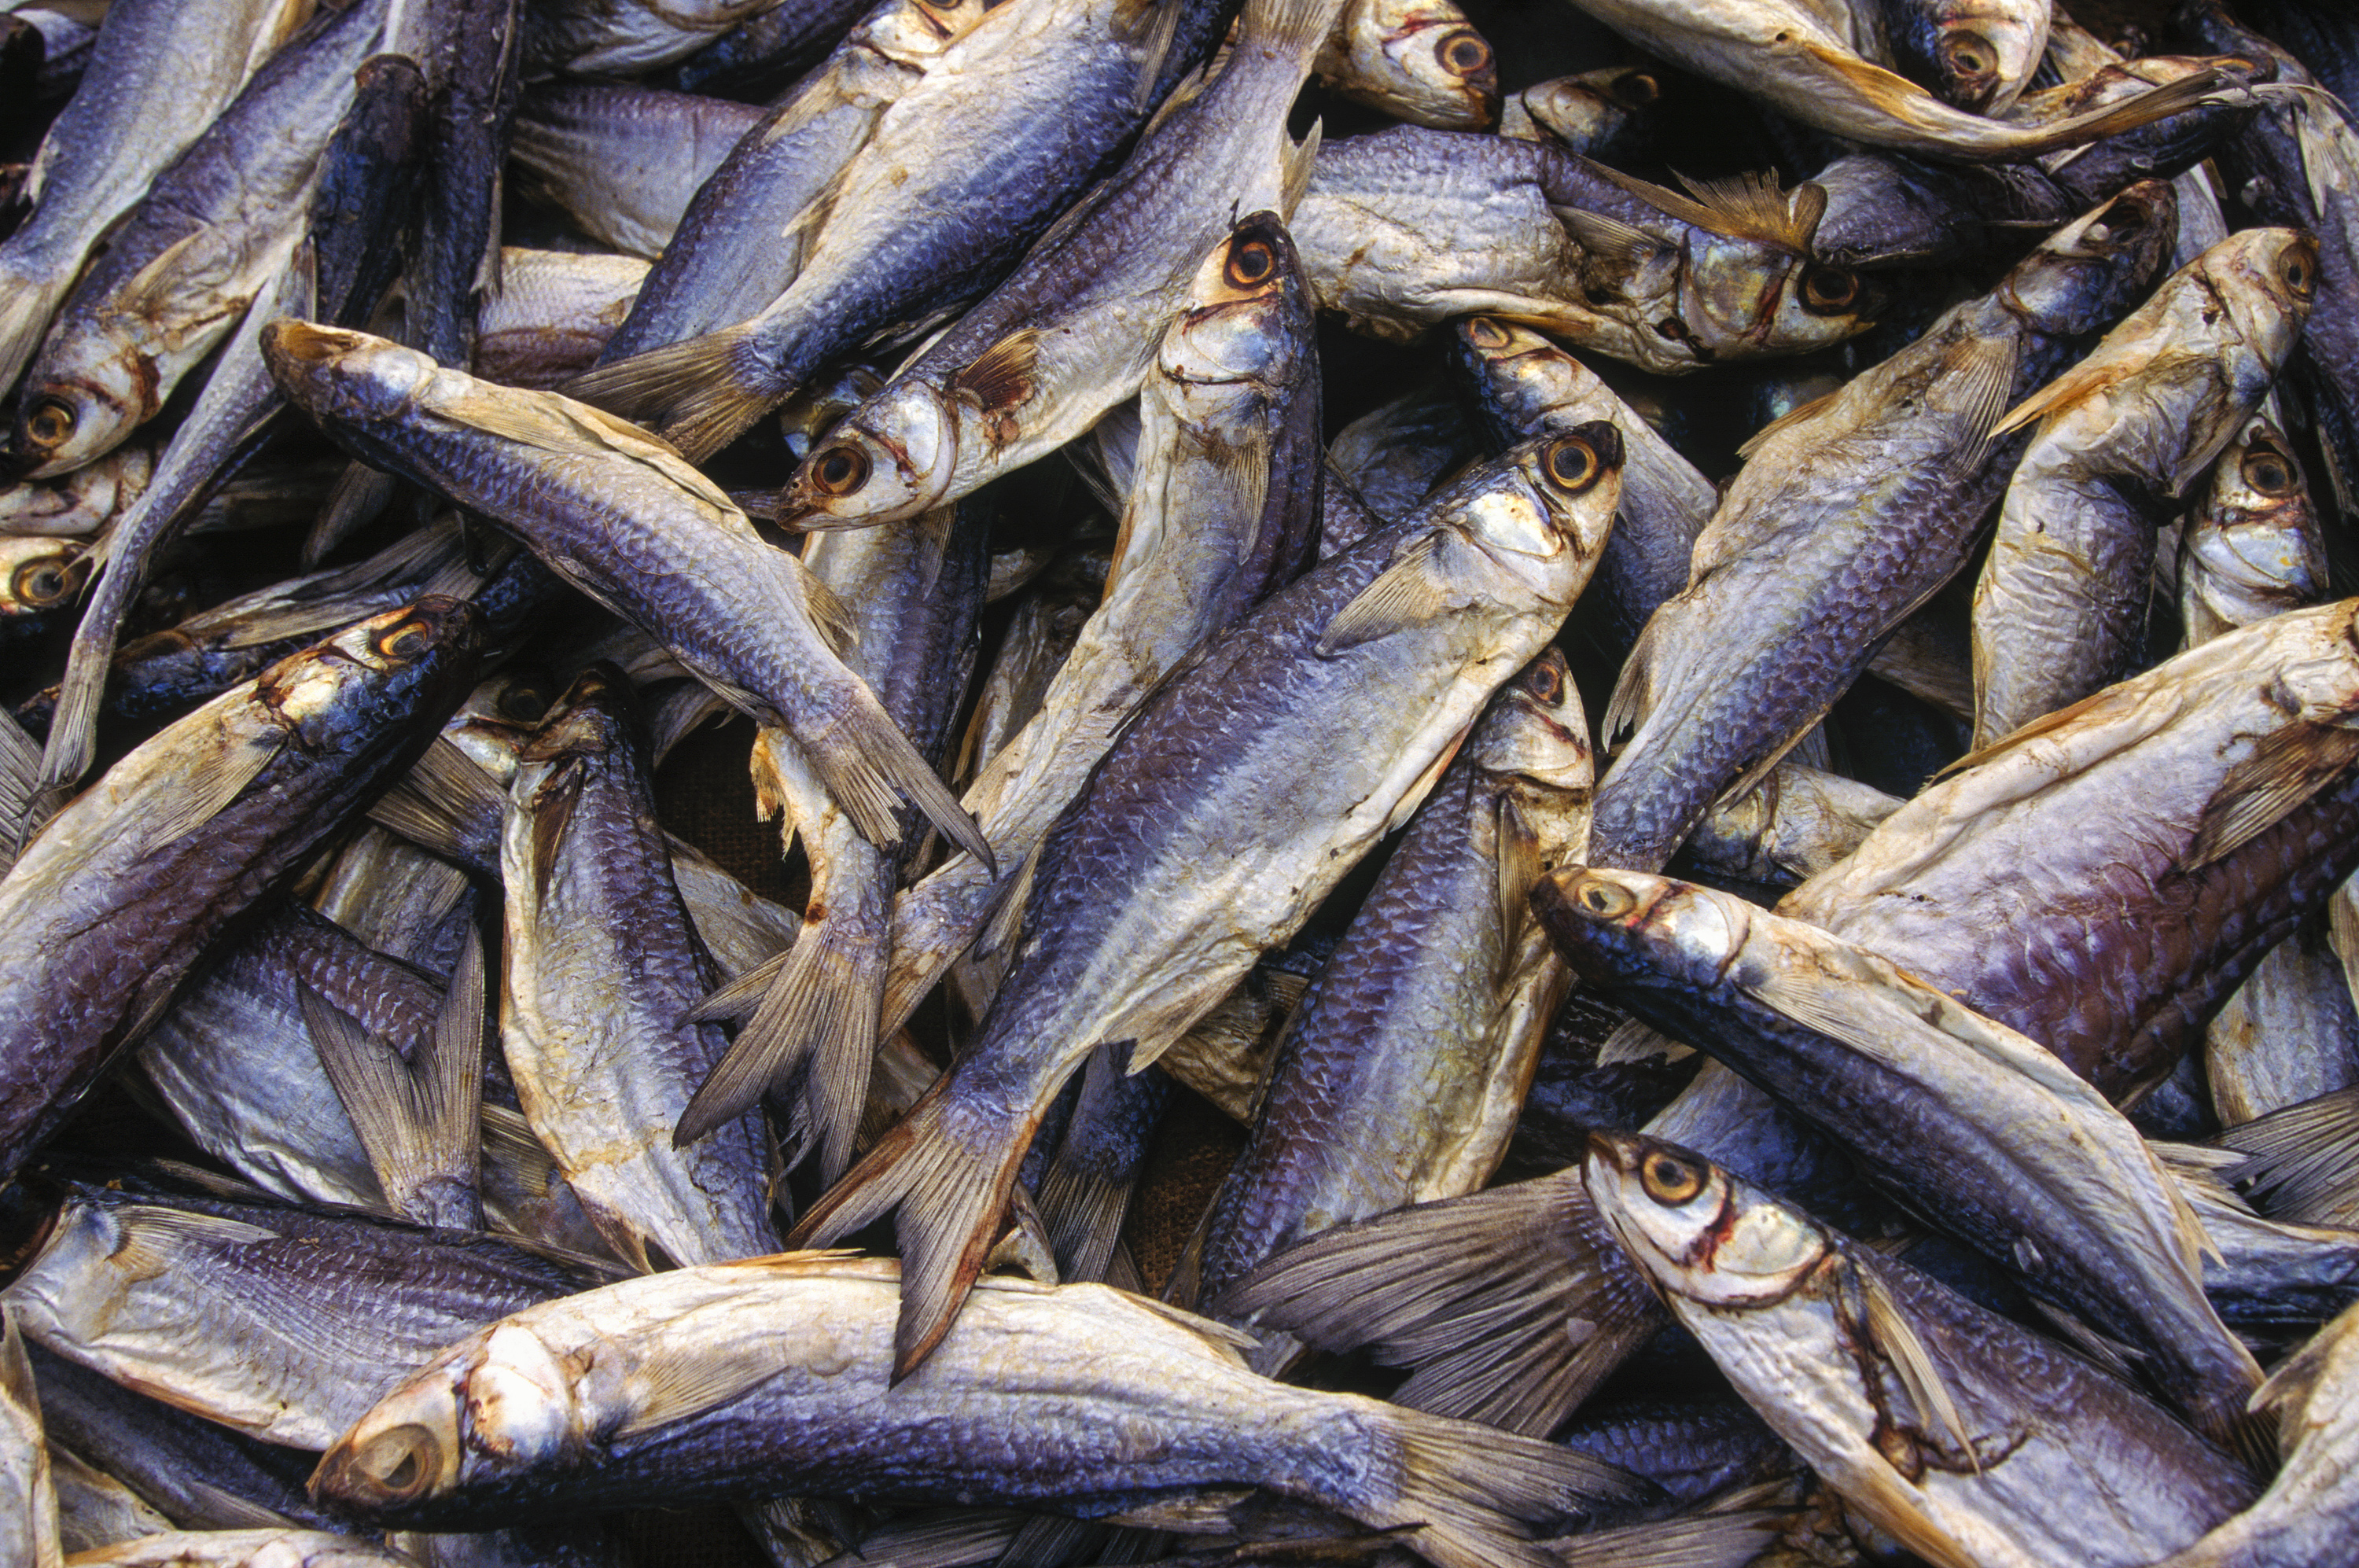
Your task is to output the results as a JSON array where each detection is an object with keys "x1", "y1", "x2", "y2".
[
  {"x1": 1439, "y1": 31, "x2": 1489, "y2": 75},
  {"x1": 2247, "y1": 454, "x2": 2295, "y2": 495},
  {"x1": 1227, "y1": 241, "x2": 1275, "y2": 286},
  {"x1": 1616, "y1": 72, "x2": 1658, "y2": 105}
]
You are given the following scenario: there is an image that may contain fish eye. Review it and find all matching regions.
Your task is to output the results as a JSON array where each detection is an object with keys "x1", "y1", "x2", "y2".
[
  {"x1": 1800, "y1": 267, "x2": 1860, "y2": 314},
  {"x1": 2244, "y1": 448, "x2": 2297, "y2": 495},
  {"x1": 1640, "y1": 1150, "x2": 1706, "y2": 1204},
  {"x1": 499, "y1": 680, "x2": 553, "y2": 723},
  {"x1": 24, "y1": 398, "x2": 74, "y2": 450},
  {"x1": 1224, "y1": 237, "x2": 1277, "y2": 289},
  {"x1": 1464, "y1": 317, "x2": 1513, "y2": 350},
  {"x1": 2280, "y1": 245, "x2": 2317, "y2": 301},
  {"x1": 1614, "y1": 72, "x2": 1658, "y2": 106},
  {"x1": 1436, "y1": 29, "x2": 1490, "y2": 78},
  {"x1": 1522, "y1": 660, "x2": 1563, "y2": 703},
  {"x1": 1573, "y1": 875, "x2": 1635, "y2": 918},
  {"x1": 811, "y1": 444, "x2": 871, "y2": 497},
  {"x1": 1942, "y1": 31, "x2": 1995, "y2": 80},
  {"x1": 13, "y1": 560, "x2": 67, "y2": 605},
  {"x1": 348, "y1": 1424, "x2": 441, "y2": 1501},
  {"x1": 1544, "y1": 436, "x2": 1602, "y2": 492},
  {"x1": 372, "y1": 619, "x2": 432, "y2": 663}
]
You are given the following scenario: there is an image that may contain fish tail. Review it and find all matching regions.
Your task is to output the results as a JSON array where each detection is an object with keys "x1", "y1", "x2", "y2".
[
  {"x1": 1036, "y1": 1158, "x2": 1133, "y2": 1286},
  {"x1": 563, "y1": 324, "x2": 778, "y2": 463},
  {"x1": 1371, "y1": 1409, "x2": 1651, "y2": 1568},
  {"x1": 788, "y1": 1074, "x2": 1032, "y2": 1378},
  {"x1": 675, "y1": 891, "x2": 885, "y2": 1186},
  {"x1": 1238, "y1": 0, "x2": 1345, "y2": 64},
  {"x1": 2015, "y1": 64, "x2": 2243, "y2": 157},
  {"x1": 800, "y1": 705, "x2": 996, "y2": 876},
  {"x1": 1540, "y1": 1489, "x2": 1787, "y2": 1568}
]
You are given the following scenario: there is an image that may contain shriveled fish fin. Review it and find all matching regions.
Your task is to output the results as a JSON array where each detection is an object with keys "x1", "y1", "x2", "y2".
[
  {"x1": 1282, "y1": 118, "x2": 1322, "y2": 218},
  {"x1": 2329, "y1": 882, "x2": 2359, "y2": 1003},
  {"x1": 115, "y1": 228, "x2": 222, "y2": 322},
  {"x1": 1858, "y1": 1264, "x2": 1980, "y2": 1471},
  {"x1": 1993, "y1": 355, "x2": 2120, "y2": 443},
  {"x1": 1831, "y1": 1450, "x2": 1977, "y2": 1568},
  {"x1": 1317, "y1": 532, "x2": 1456, "y2": 655},
  {"x1": 2251, "y1": 1309, "x2": 2346, "y2": 1438},
  {"x1": 1380, "y1": 1411, "x2": 1651, "y2": 1568},
  {"x1": 989, "y1": 1513, "x2": 1109, "y2": 1568},
  {"x1": 805, "y1": 699, "x2": 994, "y2": 872},
  {"x1": 1105, "y1": 1290, "x2": 1262, "y2": 1363},
  {"x1": 431, "y1": 928, "x2": 488, "y2": 1186},
  {"x1": 609, "y1": 1342, "x2": 786, "y2": 1440},
  {"x1": 1599, "y1": 1016, "x2": 1689, "y2": 1065},
  {"x1": 1556, "y1": 206, "x2": 1662, "y2": 267},
  {"x1": 179, "y1": 1479, "x2": 295, "y2": 1530},
  {"x1": 2021, "y1": 63, "x2": 2246, "y2": 156},
  {"x1": 0, "y1": 709, "x2": 38, "y2": 867},
  {"x1": 523, "y1": 753, "x2": 586, "y2": 907},
  {"x1": 835, "y1": 1510, "x2": 1025, "y2": 1568},
  {"x1": 1223, "y1": 1175, "x2": 1662, "y2": 1437},
  {"x1": 2219, "y1": 1086, "x2": 2359, "y2": 1228},
  {"x1": 1540, "y1": 1494, "x2": 1785, "y2": 1568},
  {"x1": 981, "y1": 837, "x2": 1047, "y2": 958},
  {"x1": 1931, "y1": 683, "x2": 2117, "y2": 779},
  {"x1": 1495, "y1": 794, "x2": 1543, "y2": 977},
  {"x1": 1735, "y1": 391, "x2": 1842, "y2": 462},
  {"x1": 106, "y1": 1207, "x2": 282, "y2": 1276},
  {"x1": 951, "y1": 330, "x2": 1042, "y2": 415},
  {"x1": 148, "y1": 730, "x2": 285, "y2": 848},
  {"x1": 1122, "y1": 0, "x2": 1183, "y2": 111},
  {"x1": 1948, "y1": 329, "x2": 2019, "y2": 466},
  {"x1": 447, "y1": 384, "x2": 738, "y2": 514},
  {"x1": 1242, "y1": 0, "x2": 1348, "y2": 57},
  {"x1": 2190, "y1": 723, "x2": 2359, "y2": 868},
  {"x1": 686, "y1": 948, "x2": 793, "y2": 1024},
  {"x1": 789, "y1": 556, "x2": 859, "y2": 659},
  {"x1": 786, "y1": 1077, "x2": 1036, "y2": 1379},
  {"x1": 1600, "y1": 610, "x2": 1675, "y2": 750},
  {"x1": 369, "y1": 736, "x2": 506, "y2": 870},
  {"x1": 563, "y1": 323, "x2": 774, "y2": 464},
  {"x1": 302, "y1": 462, "x2": 399, "y2": 569}
]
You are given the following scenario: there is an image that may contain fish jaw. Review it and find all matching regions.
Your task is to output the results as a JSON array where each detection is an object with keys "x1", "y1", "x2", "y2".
[
  {"x1": 779, "y1": 381, "x2": 958, "y2": 528},
  {"x1": 1581, "y1": 1130, "x2": 1833, "y2": 1311},
  {"x1": 14, "y1": 321, "x2": 152, "y2": 479}
]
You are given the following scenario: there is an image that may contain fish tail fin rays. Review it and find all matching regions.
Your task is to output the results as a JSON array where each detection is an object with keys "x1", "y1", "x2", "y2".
[
  {"x1": 790, "y1": 708, "x2": 995, "y2": 873},
  {"x1": 1239, "y1": 0, "x2": 1347, "y2": 64},
  {"x1": 2220, "y1": 1084, "x2": 2359, "y2": 1228},
  {"x1": 675, "y1": 900, "x2": 885, "y2": 1186},
  {"x1": 1035, "y1": 1159, "x2": 1133, "y2": 1286},
  {"x1": 303, "y1": 462, "x2": 401, "y2": 570},
  {"x1": 563, "y1": 325, "x2": 777, "y2": 463},
  {"x1": 1375, "y1": 1411, "x2": 1653, "y2": 1568},
  {"x1": 1540, "y1": 1489, "x2": 1790, "y2": 1568},
  {"x1": 786, "y1": 1078, "x2": 1031, "y2": 1378},
  {"x1": 0, "y1": 709, "x2": 39, "y2": 871},
  {"x1": 0, "y1": 273, "x2": 53, "y2": 399},
  {"x1": 2217, "y1": 1398, "x2": 2280, "y2": 1477},
  {"x1": 1218, "y1": 1175, "x2": 1665, "y2": 1437}
]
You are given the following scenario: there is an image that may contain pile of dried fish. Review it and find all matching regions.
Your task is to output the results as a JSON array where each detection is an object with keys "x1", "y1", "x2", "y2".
[{"x1": 6, "y1": 0, "x2": 2359, "y2": 1564}]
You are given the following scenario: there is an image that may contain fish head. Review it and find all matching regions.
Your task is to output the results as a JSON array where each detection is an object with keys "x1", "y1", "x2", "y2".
[
  {"x1": 1469, "y1": 646, "x2": 1593, "y2": 797},
  {"x1": 0, "y1": 535, "x2": 85, "y2": 617},
  {"x1": 2207, "y1": 418, "x2": 2315, "y2": 531},
  {"x1": 1323, "y1": 0, "x2": 1498, "y2": 130},
  {"x1": 1511, "y1": 67, "x2": 1658, "y2": 156},
  {"x1": 1680, "y1": 238, "x2": 1874, "y2": 362},
  {"x1": 1533, "y1": 865, "x2": 1752, "y2": 992},
  {"x1": 1467, "y1": 421, "x2": 1623, "y2": 583},
  {"x1": 312, "y1": 1321, "x2": 580, "y2": 1522},
  {"x1": 262, "y1": 320, "x2": 441, "y2": 432},
  {"x1": 2004, "y1": 182, "x2": 2179, "y2": 336},
  {"x1": 1884, "y1": 0, "x2": 2048, "y2": 115},
  {"x1": 13, "y1": 322, "x2": 153, "y2": 480},
  {"x1": 259, "y1": 596, "x2": 484, "y2": 750},
  {"x1": 1583, "y1": 1132, "x2": 1832, "y2": 1309},
  {"x1": 1160, "y1": 213, "x2": 1314, "y2": 395},
  {"x1": 519, "y1": 662, "x2": 645, "y2": 767},
  {"x1": 778, "y1": 381, "x2": 955, "y2": 528},
  {"x1": 2199, "y1": 227, "x2": 2320, "y2": 369},
  {"x1": 1451, "y1": 317, "x2": 1599, "y2": 435}
]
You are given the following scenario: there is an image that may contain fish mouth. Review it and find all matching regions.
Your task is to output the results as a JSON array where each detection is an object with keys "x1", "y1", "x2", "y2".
[{"x1": 261, "y1": 318, "x2": 363, "y2": 369}]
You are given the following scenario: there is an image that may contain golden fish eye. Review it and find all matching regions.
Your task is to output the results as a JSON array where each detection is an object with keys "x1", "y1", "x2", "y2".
[
  {"x1": 24, "y1": 398, "x2": 74, "y2": 450},
  {"x1": 1544, "y1": 436, "x2": 1601, "y2": 492},
  {"x1": 1800, "y1": 267, "x2": 1860, "y2": 315},
  {"x1": 1522, "y1": 661, "x2": 1563, "y2": 703},
  {"x1": 1574, "y1": 875, "x2": 1634, "y2": 918},
  {"x1": 2281, "y1": 245, "x2": 2317, "y2": 301},
  {"x1": 373, "y1": 620, "x2": 432, "y2": 663},
  {"x1": 811, "y1": 444, "x2": 870, "y2": 497},
  {"x1": 349, "y1": 1424, "x2": 441, "y2": 1501},
  {"x1": 1464, "y1": 317, "x2": 1513, "y2": 350},
  {"x1": 1614, "y1": 72, "x2": 1658, "y2": 106},
  {"x1": 1437, "y1": 30, "x2": 1490, "y2": 77},
  {"x1": 13, "y1": 560, "x2": 66, "y2": 605},
  {"x1": 2244, "y1": 448, "x2": 2297, "y2": 496},
  {"x1": 1640, "y1": 1150, "x2": 1706, "y2": 1204},
  {"x1": 1942, "y1": 31, "x2": 1995, "y2": 80},
  {"x1": 1225, "y1": 237, "x2": 1277, "y2": 289}
]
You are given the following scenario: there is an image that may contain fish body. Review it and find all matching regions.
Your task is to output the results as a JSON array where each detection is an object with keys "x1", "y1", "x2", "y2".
[
  {"x1": 1584, "y1": 1132, "x2": 2258, "y2": 1568},
  {"x1": 1684, "y1": 760, "x2": 1902, "y2": 885},
  {"x1": 0, "y1": 447, "x2": 152, "y2": 538},
  {"x1": 1970, "y1": 227, "x2": 2317, "y2": 745},
  {"x1": 2179, "y1": 418, "x2": 2329, "y2": 648},
  {"x1": 473, "y1": 248, "x2": 650, "y2": 390},
  {"x1": 68, "y1": 1531, "x2": 418, "y2": 1568},
  {"x1": 2, "y1": 1307, "x2": 58, "y2": 1568},
  {"x1": 1192, "y1": 650, "x2": 1592, "y2": 1306},
  {"x1": 310, "y1": 1255, "x2": 1642, "y2": 1568},
  {"x1": 1499, "y1": 65, "x2": 1659, "y2": 159},
  {"x1": 0, "y1": 598, "x2": 480, "y2": 1181},
  {"x1": 1870, "y1": 0, "x2": 2047, "y2": 113},
  {"x1": 795, "y1": 425, "x2": 1621, "y2": 1374},
  {"x1": 509, "y1": 82, "x2": 766, "y2": 259},
  {"x1": 524, "y1": 0, "x2": 786, "y2": 75},
  {"x1": 1587, "y1": 183, "x2": 2174, "y2": 873}
]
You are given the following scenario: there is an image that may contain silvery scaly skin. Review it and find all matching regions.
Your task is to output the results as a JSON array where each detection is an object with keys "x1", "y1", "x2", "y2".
[
  {"x1": 0, "y1": 447, "x2": 151, "y2": 538},
  {"x1": 1539, "y1": 868, "x2": 2265, "y2": 1454},
  {"x1": 51, "y1": 1454, "x2": 172, "y2": 1555},
  {"x1": 0, "y1": 0, "x2": 311, "y2": 394},
  {"x1": 2180, "y1": 418, "x2": 2330, "y2": 650},
  {"x1": 473, "y1": 249, "x2": 651, "y2": 390},
  {"x1": 499, "y1": 668, "x2": 779, "y2": 1273},
  {"x1": 260, "y1": 322, "x2": 991, "y2": 873},
  {"x1": 1683, "y1": 759, "x2": 1901, "y2": 885},
  {"x1": 1326, "y1": 381, "x2": 1471, "y2": 524},
  {"x1": 1558, "y1": 0, "x2": 2239, "y2": 160},
  {"x1": 2158, "y1": 1299, "x2": 2359, "y2": 1567},
  {"x1": 2206, "y1": 909, "x2": 2359, "y2": 1127},
  {"x1": 0, "y1": 1309, "x2": 57, "y2": 1568},
  {"x1": 594, "y1": 0, "x2": 989, "y2": 359},
  {"x1": 1452, "y1": 315, "x2": 1717, "y2": 649},
  {"x1": 1586, "y1": 183, "x2": 2176, "y2": 874},
  {"x1": 7, "y1": 0, "x2": 388, "y2": 480},
  {"x1": 1970, "y1": 227, "x2": 2318, "y2": 746},
  {"x1": 771, "y1": 0, "x2": 1337, "y2": 528},
  {"x1": 1778, "y1": 599, "x2": 2359, "y2": 1102},
  {"x1": 1286, "y1": 127, "x2": 1872, "y2": 374},
  {"x1": 1313, "y1": 0, "x2": 1496, "y2": 131},
  {"x1": 567, "y1": 0, "x2": 1238, "y2": 462},
  {"x1": 682, "y1": 495, "x2": 988, "y2": 1176},
  {"x1": 793, "y1": 425, "x2": 1620, "y2": 1376},
  {"x1": 2, "y1": 1183, "x2": 585, "y2": 1451},
  {"x1": 524, "y1": 0, "x2": 787, "y2": 75},
  {"x1": 1191, "y1": 651, "x2": 1592, "y2": 1308},
  {"x1": 65, "y1": 1532, "x2": 418, "y2": 1568},
  {"x1": 872, "y1": 216, "x2": 1323, "y2": 1050},
  {"x1": 308, "y1": 1256, "x2": 1643, "y2": 1568},
  {"x1": 1584, "y1": 1134, "x2": 2258, "y2": 1568},
  {"x1": 0, "y1": 598, "x2": 480, "y2": 1183},
  {"x1": 510, "y1": 83, "x2": 765, "y2": 260},
  {"x1": 664, "y1": 0, "x2": 876, "y2": 96}
]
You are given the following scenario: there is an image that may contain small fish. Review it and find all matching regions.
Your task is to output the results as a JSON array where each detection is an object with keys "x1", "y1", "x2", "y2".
[
  {"x1": 1498, "y1": 66, "x2": 1660, "y2": 159},
  {"x1": 1584, "y1": 1132, "x2": 2259, "y2": 1568},
  {"x1": 1314, "y1": 0, "x2": 1496, "y2": 131},
  {"x1": 309, "y1": 1254, "x2": 1644, "y2": 1567},
  {"x1": 0, "y1": 447, "x2": 152, "y2": 539},
  {"x1": 1970, "y1": 227, "x2": 2318, "y2": 746},
  {"x1": 2180, "y1": 418, "x2": 2331, "y2": 648}
]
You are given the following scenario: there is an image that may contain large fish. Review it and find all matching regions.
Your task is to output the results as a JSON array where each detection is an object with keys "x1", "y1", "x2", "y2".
[
  {"x1": 308, "y1": 1255, "x2": 1643, "y2": 1568},
  {"x1": 793, "y1": 425, "x2": 1621, "y2": 1375},
  {"x1": 508, "y1": 82, "x2": 764, "y2": 260},
  {"x1": 1588, "y1": 183, "x2": 2175, "y2": 873}
]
